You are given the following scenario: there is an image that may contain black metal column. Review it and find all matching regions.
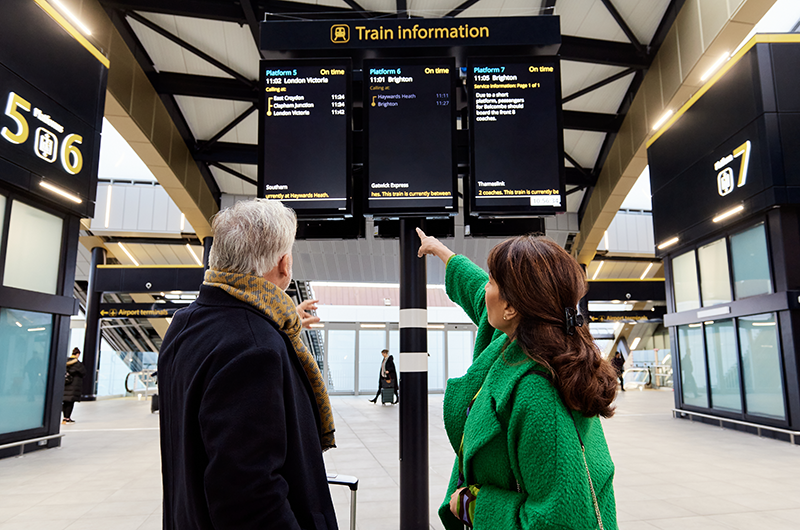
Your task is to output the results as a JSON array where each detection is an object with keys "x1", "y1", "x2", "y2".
[
  {"x1": 81, "y1": 246, "x2": 106, "y2": 401},
  {"x1": 202, "y1": 236, "x2": 213, "y2": 270},
  {"x1": 398, "y1": 218, "x2": 429, "y2": 530}
]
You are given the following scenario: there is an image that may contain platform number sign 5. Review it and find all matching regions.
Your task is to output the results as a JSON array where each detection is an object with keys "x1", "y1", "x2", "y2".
[
  {"x1": 1, "y1": 91, "x2": 84, "y2": 175},
  {"x1": 715, "y1": 140, "x2": 751, "y2": 197}
]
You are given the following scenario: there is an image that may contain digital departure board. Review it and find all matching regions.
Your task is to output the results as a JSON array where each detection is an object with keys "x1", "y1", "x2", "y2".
[
  {"x1": 364, "y1": 57, "x2": 457, "y2": 215},
  {"x1": 258, "y1": 59, "x2": 351, "y2": 217},
  {"x1": 468, "y1": 58, "x2": 564, "y2": 215}
]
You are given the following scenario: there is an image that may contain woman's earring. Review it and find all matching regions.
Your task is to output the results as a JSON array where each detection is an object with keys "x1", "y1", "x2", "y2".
[{"x1": 503, "y1": 315, "x2": 508, "y2": 320}]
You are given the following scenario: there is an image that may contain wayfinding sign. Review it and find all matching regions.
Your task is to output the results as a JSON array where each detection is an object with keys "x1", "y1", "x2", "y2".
[
  {"x1": 363, "y1": 57, "x2": 456, "y2": 215},
  {"x1": 468, "y1": 57, "x2": 564, "y2": 215},
  {"x1": 258, "y1": 59, "x2": 352, "y2": 217}
]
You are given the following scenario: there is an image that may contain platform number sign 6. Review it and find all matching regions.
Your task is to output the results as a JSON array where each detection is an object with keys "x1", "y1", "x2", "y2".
[{"x1": 1, "y1": 91, "x2": 84, "y2": 175}]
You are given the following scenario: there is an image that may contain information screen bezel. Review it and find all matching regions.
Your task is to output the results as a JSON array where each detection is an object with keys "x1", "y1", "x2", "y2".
[
  {"x1": 362, "y1": 56, "x2": 458, "y2": 217},
  {"x1": 467, "y1": 56, "x2": 565, "y2": 216},
  {"x1": 257, "y1": 57, "x2": 353, "y2": 218}
]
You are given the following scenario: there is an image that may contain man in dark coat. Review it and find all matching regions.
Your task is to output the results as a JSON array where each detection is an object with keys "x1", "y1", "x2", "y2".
[
  {"x1": 370, "y1": 349, "x2": 399, "y2": 403},
  {"x1": 158, "y1": 200, "x2": 338, "y2": 530},
  {"x1": 62, "y1": 347, "x2": 85, "y2": 423}
]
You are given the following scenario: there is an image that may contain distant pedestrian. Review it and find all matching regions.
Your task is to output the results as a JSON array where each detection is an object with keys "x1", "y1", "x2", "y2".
[
  {"x1": 612, "y1": 351, "x2": 626, "y2": 391},
  {"x1": 369, "y1": 349, "x2": 398, "y2": 404},
  {"x1": 63, "y1": 347, "x2": 86, "y2": 423}
]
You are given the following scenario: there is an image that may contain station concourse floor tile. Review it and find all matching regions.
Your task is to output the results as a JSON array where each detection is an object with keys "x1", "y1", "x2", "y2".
[{"x1": 2, "y1": 390, "x2": 800, "y2": 529}]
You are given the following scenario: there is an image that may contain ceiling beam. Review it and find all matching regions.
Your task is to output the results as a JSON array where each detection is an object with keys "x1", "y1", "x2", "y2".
[
  {"x1": 560, "y1": 36, "x2": 649, "y2": 69},
  {"x1": 240, "y1": 0, "x2": 262, "y2": 53},
  {"x1": 563, "y1": 111, "x2": 622, "y2": 133},
  {"x1": 541, "y1": 0, "x2": 557, "y2": 14},
  {"x1": 342, "y1": 0, "x2": 371, "y2": 18},
  {"x1": 149, "y1": 72, "x2": 258, "y2": 101},
  {"x1": 194, "y1": 143, "x2": 258, "y2": 165},
  {"x1": 106, "y1": 8, "x2": 221, "y2": 203},
  {"x1": 100, "y1": 0, "x2": 243, "y2": 21},
  {"x1": 197, "y1": 105, "x2": 257, "y2": 153},
  {"x1": 445, "y1": 0, "x2": 481, "y2": 18},
  {"x1": 127, "y1": 11, "x2": 255, "y2": 87},
  {"x1": 208, "y1": 162, "x2": 259, "y2": 186},
  {"x1": 599, "y1": 0, "x2": 647, "y2": 56},
  {"x1": 562, "y1": 67, "x2": 636, "y2": 104}
]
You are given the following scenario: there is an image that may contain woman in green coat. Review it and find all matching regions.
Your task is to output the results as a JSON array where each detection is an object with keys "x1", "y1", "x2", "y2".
[{"x1": 417, "y1": 229, "x2": 619, "y2": 530}]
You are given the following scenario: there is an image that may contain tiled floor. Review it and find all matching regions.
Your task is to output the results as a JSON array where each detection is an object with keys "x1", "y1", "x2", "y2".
[{"x1": 2, "y1": 390, "x2": 800, "y2": 529}]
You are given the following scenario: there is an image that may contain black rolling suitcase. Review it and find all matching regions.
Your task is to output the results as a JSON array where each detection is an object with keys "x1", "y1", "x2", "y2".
[{"x1": 380, "y1": 377, "x2": 395, "y2": 404}]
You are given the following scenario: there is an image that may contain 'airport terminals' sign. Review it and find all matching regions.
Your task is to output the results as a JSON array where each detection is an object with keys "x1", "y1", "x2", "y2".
[
  {"x1": 363, "y1": 58, "x2": 457, "y2": 215},
  {"x1": 259, "y1": 59, "x2": 352, "y2": 217},
  {"x1": 99, "y1": 304, "x2": 180, "y2": 319},
  {"x1": 261, "y1": 17, "x2": 561, "y2": 52},
  {"x1": 468, "y1": 58, "x2": 565, "y2": 215}
]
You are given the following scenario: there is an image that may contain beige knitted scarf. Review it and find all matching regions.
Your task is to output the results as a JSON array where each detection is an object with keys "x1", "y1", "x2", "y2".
[{"x1": 203, "y1": 269, "x2": 335, "y2": 451}]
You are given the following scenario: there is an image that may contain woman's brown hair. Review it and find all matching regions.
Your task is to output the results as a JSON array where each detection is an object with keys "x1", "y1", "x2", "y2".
[{"x1": 487, "y1": 235, "x2": 617, "y2": 418}]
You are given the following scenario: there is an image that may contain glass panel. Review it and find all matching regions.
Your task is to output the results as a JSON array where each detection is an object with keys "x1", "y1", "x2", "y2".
[
  {"x1": 428, "y1": 330, "x2": 445, "y2": 391},
  {"x1": 678, "y1": 324, "x2": 707, "y2": 407},
  {"x1": 0, "y1": 307, "x2": 53, "y2": 434},
  {"x1": 698, "y1": 239, "x2": 732, "y2": 307},
  {"x1": 447, "y1": 330, "x2": 474, "y2": 380},
  {"x1": 4, "y1": 201, "x2": 63, "y2": 294},
  {"x1": 326, "y1": 330, "x2": 355, "y2": 393},
  {"x1": 739, "y1": 314, "x2": 785, "y2": 419},
  {"x1": 672, "y1": 251, "x2": 700, "y2": 312},
  {"x1": 705, "y1": 320, "x2": 740, "y2": 412},
  {"x1": 358, "y1": 330, "x2": 386, "y2": 394},
  {"x1": 730, "y1": 223, "x2": 772, "y2": 299},
  {"x1": 389, "y1": 330, "x2": 399, "y2": 360}
]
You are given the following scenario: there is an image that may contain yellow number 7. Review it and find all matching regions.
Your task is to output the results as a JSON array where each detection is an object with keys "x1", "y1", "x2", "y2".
[
  {"x1": 1, "y1": 92, "x2": 32, "y2": 145},
  {"x1": 733, "y1": 140, "x2": 751, "y2": 188}
]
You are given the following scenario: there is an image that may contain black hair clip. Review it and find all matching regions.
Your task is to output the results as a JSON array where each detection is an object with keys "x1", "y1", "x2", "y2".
[{"x1": 564, "y1": 307, "x2": 584, "y2": 336}]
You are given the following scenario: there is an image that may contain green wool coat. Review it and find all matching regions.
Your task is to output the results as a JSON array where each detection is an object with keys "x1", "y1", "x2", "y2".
[{"x1": 438, "y1": 255, "x2": 618, "y2": 530}]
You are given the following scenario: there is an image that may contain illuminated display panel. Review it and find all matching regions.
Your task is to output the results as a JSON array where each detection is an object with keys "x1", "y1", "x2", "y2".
[
  {"x1": 364, "y1": 57, "x2": 456, "y2": 215},
  {"x1": 468, "y1": 57, "x2": 564, "y2": 215},
  {"x1": 258, "y1": 59, "x2": 352, "y2": 217}
]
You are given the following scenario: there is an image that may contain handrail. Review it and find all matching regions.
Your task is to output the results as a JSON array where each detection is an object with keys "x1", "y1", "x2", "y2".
[
  {"x1": 673, "y1": 409, "x2": 800, "y2": 444},
  {"x1": 0, "y1": 433, "x2": 64, "y2": 457},
  {"x1": 126, "y1": 370, "x2": 157, "y2": 395}
]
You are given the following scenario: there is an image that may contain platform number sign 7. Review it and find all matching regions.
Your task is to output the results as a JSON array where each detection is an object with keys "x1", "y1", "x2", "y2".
[{"x1": 716, "y1": 140, "x2": 751, "y2": 197}]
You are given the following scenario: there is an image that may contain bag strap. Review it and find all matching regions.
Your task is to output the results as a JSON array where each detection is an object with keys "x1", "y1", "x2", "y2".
[{"x1": 527, "y1": 370, "x2": 604, "y2": 530}]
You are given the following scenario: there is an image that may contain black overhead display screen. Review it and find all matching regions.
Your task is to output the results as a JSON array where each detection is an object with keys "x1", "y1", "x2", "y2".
[
  {"x1": 258, "y1": 59, "x2": 351, "y2": 217},
  {"x1": 468, "y1": 57, "x2": 564, "y2": 215},
  {"x1": 364, "y1": 57, "x2": 456, "y2": 215}
]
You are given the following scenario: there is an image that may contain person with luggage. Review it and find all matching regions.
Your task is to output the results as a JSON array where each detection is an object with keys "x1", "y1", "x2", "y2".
[
  {"x1": 369, "y1": 349, "x2": 398, "y2": 404},
  {"x1": 62, "y1": 347, "x2": 86, "y2": 424},
  {"x1": 612, "y1": 351, "x2": 626, "y2": 391},
  {"x1": 417, "y1": 228, "x2": 619, "y2": 530}
]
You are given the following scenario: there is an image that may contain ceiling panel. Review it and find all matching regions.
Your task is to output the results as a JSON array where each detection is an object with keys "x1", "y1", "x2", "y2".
[
  {"x1": 614, "y1": 0, "x2": 672, "y2": 46},
  {"x1": 561, "y1": 61, "x2": 628, "y2": 99},
  {"x1": 173, "y1": 96, "x2": 253, "y2": 142},
  {"x1": 556, "y1": 0, "x2": 627, "y2": 42},
  {"x1": 209, "y1": 165, "x2": 257, "y2": 195},
  {"x1": 562, "y1": 129, "x2": 606, "y2": 169},
  {"x1": 219, "y1": 111, "x2": 258, "y2": 145},
  {"x1": 137, "y1": 12, "x2": 260, "y2": 80},
  {"x1": 563, "y1": 71, "x2": 635, "y2": 113},
  {"x1": 566, "y1": 187, "x2": 585, "y2": 211},
  {"x1": 129, "y1": 16, "x2": 232, "y2": 79}
]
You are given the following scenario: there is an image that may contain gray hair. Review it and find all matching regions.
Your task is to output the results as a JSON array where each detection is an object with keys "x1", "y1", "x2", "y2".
[{"x1": 208, "y1": 199, "x2": 297, "y2": 277}]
